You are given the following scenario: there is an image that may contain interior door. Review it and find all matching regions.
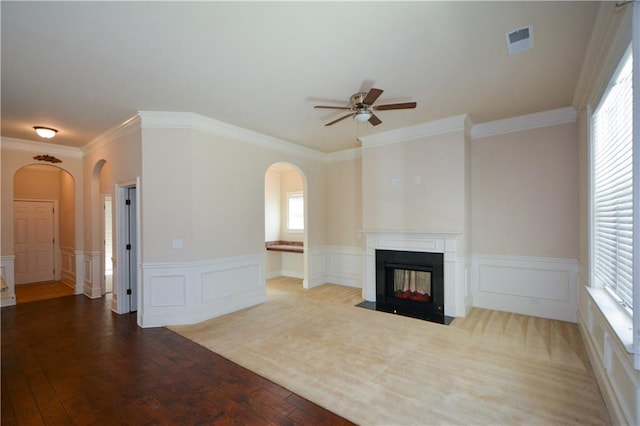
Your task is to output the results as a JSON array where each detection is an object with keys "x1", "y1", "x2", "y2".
[
  {"x1": 125, "y1": 187, "x2": 137, "y2": 313},
  {"x1": 14, "y1": 200, "x2": 55, "y2": 284}
]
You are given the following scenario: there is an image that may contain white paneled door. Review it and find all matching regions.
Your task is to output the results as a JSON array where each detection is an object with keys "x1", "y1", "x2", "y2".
[{"x1": 14, "y1": 200, "x2": 55, "y2": 284}]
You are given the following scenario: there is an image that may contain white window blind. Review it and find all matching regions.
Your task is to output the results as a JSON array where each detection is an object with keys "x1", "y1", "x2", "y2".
[{"x1": 592, "y1": 50, "x2": 633, "y2": 309}]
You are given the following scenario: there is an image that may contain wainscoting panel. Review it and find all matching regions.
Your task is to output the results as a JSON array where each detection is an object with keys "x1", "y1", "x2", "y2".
[
  {"x1": 83, "y1": 252, "x2": 102, "y2": 299},
  {"x1": 325, "y1": 246, "x2": 364, "y2": 289},
  {"x1": 141, "y1": 254, "x2": 266, "y2": 327},
  {"x1": 471, "y1": 255, "x2": 577, "y2": 322},
  {"x1": 74, "y1": 251, "x2": 85, "y2": 295},
  {"x1": 280, "y1": 252, "x2": 303, "y2": 279},
  {"x1": 578, "y1": 273, "x2": 640, "y2": 426},
  {"x1": 150, "y1": 275, "x2": 187, "y2": 307},
  {"x1": 307, "y1": 246, "x2": 327, "y2": 288},
  {"x1": 83, "y1": 255, "x2": 93, "y2": 297},
  {"x1": 60, "y1": 246, "x2": 76, "y2": 288},
  {"x1": 1, "y1": 256, "x2": 16, "y2": 307}
]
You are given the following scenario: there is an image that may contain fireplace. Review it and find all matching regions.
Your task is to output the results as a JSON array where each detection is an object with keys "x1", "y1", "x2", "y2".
[
  {"x1": 370, "y1": 249, "x2": 449, "y2": 324},
  {"x1": 361, "y1": 231, "x2": 465, "y2": 322}
]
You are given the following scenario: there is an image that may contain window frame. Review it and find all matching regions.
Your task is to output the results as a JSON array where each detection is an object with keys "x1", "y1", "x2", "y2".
[
  {"x1": 286, "y1": 191, "x2": 304, "y2": 233},
  {"x1": 590, "y1": 46, "x2": 634, "y2": 313}
]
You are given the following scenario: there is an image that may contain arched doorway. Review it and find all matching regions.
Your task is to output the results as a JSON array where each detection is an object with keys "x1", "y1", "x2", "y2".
[
  {"x1": 264, "y1": 162, "x2": 309, "y2": 287},
  {"x1": 13, "y1": 164, "x2": 76, "y2": 303}
]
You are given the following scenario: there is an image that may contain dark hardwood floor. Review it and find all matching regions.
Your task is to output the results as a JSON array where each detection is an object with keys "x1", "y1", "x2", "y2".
[{"x1": 1, "y1": 295, "x2": 355, "y2": 425}]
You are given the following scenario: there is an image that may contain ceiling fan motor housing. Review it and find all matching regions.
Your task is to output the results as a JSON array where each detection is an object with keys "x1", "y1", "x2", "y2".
[{"x1": 351, "y1": 92, "x2": 369, "y2": 108}]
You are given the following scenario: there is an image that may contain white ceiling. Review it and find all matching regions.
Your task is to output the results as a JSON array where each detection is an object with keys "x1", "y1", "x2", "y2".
[{"x1": 1, "y1": 1, "x2": 599, "y2": 153}]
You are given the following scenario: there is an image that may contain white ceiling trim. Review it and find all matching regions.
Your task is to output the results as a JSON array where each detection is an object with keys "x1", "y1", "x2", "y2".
[
  {"x1": 470, "y1": 107, "x2": 577, "y2": 139},
  {"x1": 82, "y1": 114, "x2": 141, "y2": 156},
  {"x1": 138, "y1": 111, "x2": 326, "y2": 162},
  {"x1": 7, "y1": 106, "x2": 581, "y2": 165},
  {"x1": 325, "y1": 147, "x2": 362, "y2": 163},
  {"x1": 573, "y1": 2, "x2": 633, "y2": 109},
  {"x1": 1, "y1": 136, "x2": 83, "y2": 158},
  {"x1": 359, "y1": 114, "x2": 471, "y2": 149}
]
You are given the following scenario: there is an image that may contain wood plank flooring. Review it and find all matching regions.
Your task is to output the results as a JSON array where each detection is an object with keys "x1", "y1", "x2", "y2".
[
  {"x1": 14, "y1": 281, "x2": 74, "y2": 304},
  {"x1": 1, "y1": 294, "x2": 354, "y2": 425}
]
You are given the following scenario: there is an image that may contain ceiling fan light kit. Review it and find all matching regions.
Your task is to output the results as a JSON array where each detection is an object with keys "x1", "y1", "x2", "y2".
[
  {"x1": 354, "y1": 110, "x2": 372, "y2": 122},
  {"x1": 314, "y1": 88, "x2": 416, "y2": 127}
]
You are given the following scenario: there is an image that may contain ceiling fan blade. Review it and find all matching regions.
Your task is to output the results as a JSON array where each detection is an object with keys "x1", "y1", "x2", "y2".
[
  {"x1": 314, "y1": 105, "x2": 352, "y2": 110},
  {"x1": 362, "y1": 88, "x2": 384, "y2": 105},
  {"x1": 325, "y1": 113, "x2": 355, "y2": 126},
  {"x1": 368, "y1": 114, "x2": 382, "y2": 126},
  {"x1": 374, "y1": 102, "x2": 417, "y2": 111}
]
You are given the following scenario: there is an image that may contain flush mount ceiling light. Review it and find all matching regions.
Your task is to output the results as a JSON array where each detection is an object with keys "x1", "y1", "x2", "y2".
[{"x1": 33, "y1": 126, "x2": 58, "y2": 139}]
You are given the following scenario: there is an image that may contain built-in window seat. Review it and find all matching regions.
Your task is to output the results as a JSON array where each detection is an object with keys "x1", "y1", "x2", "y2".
[{"x1": 265, "y1": 241, "x2": 303, "y2": 253}]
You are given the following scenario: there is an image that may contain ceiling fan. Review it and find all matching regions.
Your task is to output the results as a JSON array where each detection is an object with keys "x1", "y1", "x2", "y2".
[{"x1": 314, "y1": 88, "x2": 416, "y2": 127}]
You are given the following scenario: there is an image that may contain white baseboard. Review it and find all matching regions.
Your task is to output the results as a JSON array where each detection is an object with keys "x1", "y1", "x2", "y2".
[{"x1": 471, "y1": 254, "x2": 577, "y2": 322}]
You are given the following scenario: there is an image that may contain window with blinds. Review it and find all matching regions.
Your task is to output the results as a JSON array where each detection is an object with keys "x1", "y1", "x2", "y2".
[{"x1": 592, "y1": 49, "x2": 633, "y2": 309}]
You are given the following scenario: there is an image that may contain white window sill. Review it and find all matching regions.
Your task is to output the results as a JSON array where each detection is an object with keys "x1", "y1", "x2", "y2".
[{"x1": 587, "y1": 287, "x2": 633, "y2": 353}]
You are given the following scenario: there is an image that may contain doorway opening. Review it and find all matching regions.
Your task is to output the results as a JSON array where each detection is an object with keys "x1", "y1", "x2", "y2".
[
  {"x1": 103, "y1": 193, "x2": 113, "y2": 294},
  {"x1": 264, "y1": 163, "x2": 308, "y2": 288},
  {"x1": 12, "y1": 164, "x2": 76, "y2": 303},
  {"x1": 115, "y1": 183, "x2": 139, "y2": 317}
]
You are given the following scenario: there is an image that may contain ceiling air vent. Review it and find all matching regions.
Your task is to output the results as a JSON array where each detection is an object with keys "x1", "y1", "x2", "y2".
[{"x1": 505, "y1": 25, "x2": 533, "y2": 55}]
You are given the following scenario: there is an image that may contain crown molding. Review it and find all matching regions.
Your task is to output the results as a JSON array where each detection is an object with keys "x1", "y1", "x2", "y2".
[
  {"x1": 572, "y1": 2, "x2": 632, "y2": 109},
  {"x1": 0, "y1": 136, "x2": 83, "y2": 158},
  {"x1": 325, "y1": 147, "x2": 361, "y2": 162},
  {"x1": 82, "y1": 114, "x2": 141, "y2": 156},
  {"x1": 138, "y1": 111, "x2": 326, "y2": 162},
  {"x1": 359, "y1": 114, "x2": 470, "y2": 149},
  {"x1": 471, "y1": 107, "x2": 577, "y2": 139}
]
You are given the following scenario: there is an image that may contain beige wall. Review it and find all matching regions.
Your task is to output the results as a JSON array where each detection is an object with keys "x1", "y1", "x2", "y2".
[
  {"x1": 362, "y1": 130, "x2": 467, "y2": 234},
  {"x1": 1, "y1": 146, "x2": 83, "y2": 256},
  {"x1": 141, "y1": 127, "x2": 327, "y2": 263},
  {"x1": 59, "y1": 170, "x2": 75, "y2": 248},
  {"x1": 14, "y1": 166, "x2": 61, "y2": 200},
  {"x1": 577, "y1": 109, "x2": 589, "y2": 268},
  {"x1": 471, "y1": 123, "x2": 578, "y2": 259},
  {"x1": 279, "y1": 168, "x2": 304, "y2": 243},
  {"x1": 82, "y1": 126, "x2": 142, "y2": 253},
  {"x1": 264, "y1": 165, "x2": 305, "y2": 243},
  {"x1": 326, "y1": 158, "x2": 362, "y2": 247},
  {"x1": 13, "y1": 165, "x2": 76, "y2": 251},
  {"x1": 264, "y1": 167, "x2": 281, "y2": 241}
]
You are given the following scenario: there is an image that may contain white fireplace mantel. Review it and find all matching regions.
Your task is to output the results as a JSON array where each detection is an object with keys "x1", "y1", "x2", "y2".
[{"x1": 362, "y1": 230, "x2": 468, "y2": 318}]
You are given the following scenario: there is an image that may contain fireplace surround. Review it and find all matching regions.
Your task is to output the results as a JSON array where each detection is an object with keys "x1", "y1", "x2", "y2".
[{"x1": 361, "y1": 231, "x2": 467, "y2": 322}]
